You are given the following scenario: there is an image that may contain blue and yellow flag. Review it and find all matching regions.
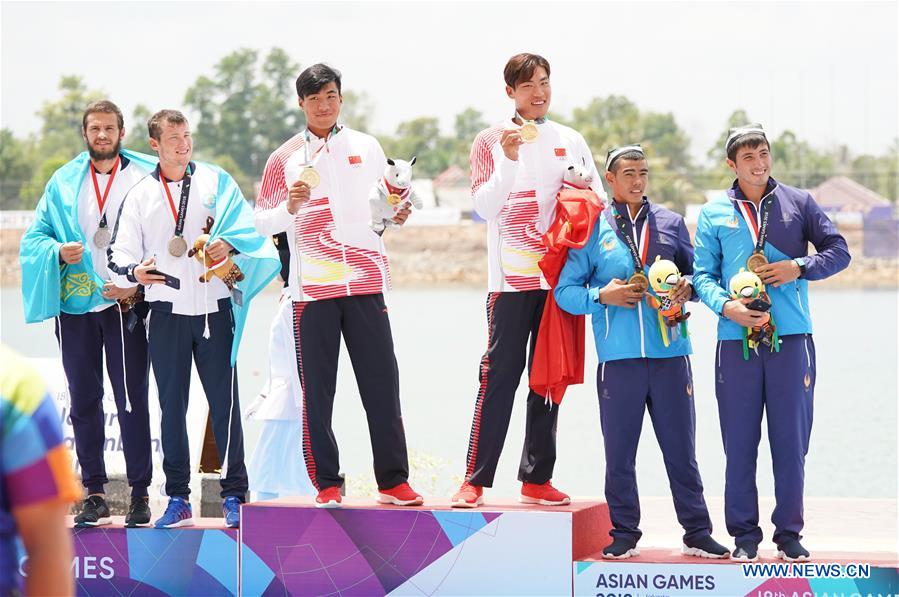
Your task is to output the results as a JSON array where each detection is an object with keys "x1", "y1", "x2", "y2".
[{"x1": 19, "y1": 150, "x2": 158, "y2": 323}]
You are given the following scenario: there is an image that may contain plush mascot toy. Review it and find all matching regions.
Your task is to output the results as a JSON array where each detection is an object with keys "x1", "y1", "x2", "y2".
[
  {"x1": 369, "y1": 157, "x2": 423, "y2": 234},
  {"x1": 562, "y1": 161, "x2": 594, "y2": 190},
  {"x1": 188, "y1": 216, "x2": 245, "y2": 290},
  {"x1": 728, "y1": 267, "x2": 779, "y2": 359},
  {"x1": 646, "y1": 256, "x2": 690, "y2": 346}
]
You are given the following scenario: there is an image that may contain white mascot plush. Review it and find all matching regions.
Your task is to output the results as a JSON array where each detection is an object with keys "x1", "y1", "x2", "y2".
[
  {"x1": 369, "y1": 156, "x2": 423, "y2": 234},
  {"x1": 562, "y1": 161, "x2": 594, "y2": 190}
]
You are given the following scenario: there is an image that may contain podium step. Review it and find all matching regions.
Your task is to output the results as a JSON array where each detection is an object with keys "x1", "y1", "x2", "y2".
[{"x1": 240, "y1": 497, "x2": 609, "y2": 595}]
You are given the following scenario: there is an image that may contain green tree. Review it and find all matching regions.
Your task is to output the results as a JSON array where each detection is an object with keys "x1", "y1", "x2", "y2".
[
  {"x1": 0, "y1": 129, "x2": 35, "y2": 209},
  {"x1": 381, "y1": 117, "x2": 453, "y2": 177},
  {"x1": 850, "y1": 139, "x2": 899, "y2": 202},
  {"x1": 123, "y1": 103, "x2": 154, "y2": 156},
  {"x1": 341, "y1": 90, "x2": 373, "y2": 133},
  {"x1": 35, "y1": 76, "x2": 103, "y2": 160},
  {"x1": 184, "y1": 47, "x2": 304, "y2": 195}
]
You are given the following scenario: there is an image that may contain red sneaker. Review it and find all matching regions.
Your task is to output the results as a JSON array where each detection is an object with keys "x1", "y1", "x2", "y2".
[
  {"x1": 520, "y1": 481, "x2": 570, "y2": 506},
  {"x1": 377, "y1": 482, "x2": 423, "y2": 506},
  {"x1": 450, "y1": 481, "x2": 484, "y2": 508},
  {"x1": 315, "y1": 486, "x2": 342, "y2": 508}
]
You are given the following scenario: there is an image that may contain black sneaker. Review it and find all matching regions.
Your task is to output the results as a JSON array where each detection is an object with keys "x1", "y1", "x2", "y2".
[
  {"x1": 74, "y1": 495, "x2": 112, "y2": 528},
  {"x1": 683, "y1": 535, "x2": 730, "y2": 559},
  {"x1": 602, "y1": 537, "x2": 639, "y2": 559},
  {"x1": 777, "y1": 538, "x2": 810, "y2": 562},
  {"x1": 731, "y1": 542, "x2": 759, "y2": 562},
  {"x1": 125, "y1": 497, "x2": 152, "y2": 528}
]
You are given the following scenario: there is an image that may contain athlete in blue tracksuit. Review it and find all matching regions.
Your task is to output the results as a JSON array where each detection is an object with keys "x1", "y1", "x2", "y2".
[
  {"x1": 692, "y1": 124, "x2": 850, "y2": 562},
  {"x1": 556, "y1": 145, "x2": 728, "y2": 560}
]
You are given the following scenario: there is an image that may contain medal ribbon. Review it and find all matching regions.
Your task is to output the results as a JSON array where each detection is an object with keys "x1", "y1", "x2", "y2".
[
  {"x1": 735, "y1": 196, "x2": 771, "y2": 253},
  {"x1": 160, "y1": 167, "x2": 192, "y2": 238},
  {"x1": 608, "y1": 204, "x2": 650, "y2": 273},
  {"x1": 383, "y1": 177, "x2": 410, "y2": 199},
  {"x1": 89, "y1": 155, "x2": 121, "y2": 228},
  {"x1": 303, "y1": 124, "x2": 342, "y2": 165}
]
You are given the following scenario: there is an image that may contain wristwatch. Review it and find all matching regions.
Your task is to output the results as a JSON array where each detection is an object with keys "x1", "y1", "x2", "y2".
[{"x1": 793, "y1": 257, "x2": 806, "y2": 278}]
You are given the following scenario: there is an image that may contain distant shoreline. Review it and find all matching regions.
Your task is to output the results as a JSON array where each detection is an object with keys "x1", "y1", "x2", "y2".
[{"x1": 2, "y1": 223, "x2": 896, "y2": 289}]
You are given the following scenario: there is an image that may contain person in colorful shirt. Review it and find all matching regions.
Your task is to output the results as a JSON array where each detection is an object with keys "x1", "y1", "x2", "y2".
[
  {"x1": 18, "y1": 100, "x2": 155, "y2": 529},
  {"x1": 254, "y1": 63, "x2": 422, "y2": 508},
  {"x1": 1, "y1": 345, "x2": 81, "y2": 596},
  {"x1": 452, "y1": 53, "x2": 604, "y2": 508},
  {"x1": 554, "y1": 145, "x2": 729, "y2": 559},
  {"x1": 692, "y1": 124, "x2": 850, "y2": 562}
]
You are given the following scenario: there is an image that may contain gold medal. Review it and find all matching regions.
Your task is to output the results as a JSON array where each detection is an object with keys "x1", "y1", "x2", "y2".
[
  {"x1": 746, "y1": 252, "x2": 769, "y2": 273},
  {"x1": 519, "y1": 121, "x2": 539, "y2": 143},
  {"x1": 93, "y1": 226, "x2": 112, "y2": 248},
  {"x1": 628, "y1": 272, "x2": 649, "y2": 293},
  {"x1": 299, "y1": 166, "x2": 320, "y2": 189},
  {"x1": 387, "y1": 193, "x2": 402, "y2": 206},
  {"x1": 168, "y1": 236, "x2": 188, "y2": 258}
]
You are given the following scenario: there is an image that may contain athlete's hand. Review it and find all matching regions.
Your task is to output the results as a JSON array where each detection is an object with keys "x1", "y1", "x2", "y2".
[
  {"x1": 59, "y1": 242, "x2": 84, "y2": 265},
  {"x1": 722, "y1": 298, "x2": 770, "y2": 327},
  {"x1": 599, "y1": 278, "x2": 644, "y2": 308},
  {"x1": 392, "y1": 205, "x2": 412, "y2": 226},
  {"x1": 287, "y1": 180, "x2": 311, "y2": 214},
  {"x1": 101, "y1": 282, "x2": 136, "y2": 300},
  {"x1": 500, "y1": 129, "x2": 524, "y2": 162},
  {"x1": 669, "y1": 277, "x2": 692, "y2": 304},
  {"x1": 754, "y1": 260, "x2": 801, "y2": 287},
  {"x1": 205, "y1": 239, "x2": 233, "y2": 262},
  {"x1": 134, "y1": 257, "x2": 166, "y2": 285}
]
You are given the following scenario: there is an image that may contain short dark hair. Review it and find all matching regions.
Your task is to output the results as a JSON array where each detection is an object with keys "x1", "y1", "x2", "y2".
[
  {"x1": 608, "y1": 151, "x2": 647, "y2": 173},
  {"x1": 295, "y1": 63, "x2": 342, "y2": 99},
  {"x1": 147, "y1": 109, "x2": 188, "y2": 140},
  {"x1": 726, "y1": 124, "x2": 769, "y2": 161},
  {"x1": 82, "y1": 100, "x2": 124, "y2": 130},
  {"x1": 503, "y1": 53, "x2": 551, "y2": 88}
]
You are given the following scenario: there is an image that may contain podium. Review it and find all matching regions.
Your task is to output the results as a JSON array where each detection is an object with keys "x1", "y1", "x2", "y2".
[{"x1": 239, "y1": 498, "x2": 610, "y2": 595}]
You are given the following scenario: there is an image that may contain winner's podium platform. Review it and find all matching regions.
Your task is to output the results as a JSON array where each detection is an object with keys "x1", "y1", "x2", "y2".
[{"x1": 239, "y1": 498, "x2": 610, "y2": 595}]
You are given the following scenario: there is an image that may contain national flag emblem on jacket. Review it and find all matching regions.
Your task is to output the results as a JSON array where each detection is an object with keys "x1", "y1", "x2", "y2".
[
  {"x1": 348, "y1": 155, "x2": 362, "y2": 165},
  {"x1": 554, "y1": 148, "x2": 567, "y2": 157}
]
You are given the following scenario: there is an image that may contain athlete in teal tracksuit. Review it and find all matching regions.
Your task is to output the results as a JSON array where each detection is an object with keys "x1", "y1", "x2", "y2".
[{"x1": 692, "y1": 124, "x2": 850, "y2": 562}]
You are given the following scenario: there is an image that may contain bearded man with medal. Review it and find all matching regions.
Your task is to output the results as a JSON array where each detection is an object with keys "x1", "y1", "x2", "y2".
[
  {"x1": 107, "y1": 109, "x2": 279, "y2": 529},
  {"x1": 554, "y1": 145, "x2": 729, "y2": 560},
  {"x1": 19, "y1": 100, "x2": 157, "y2": 528},
  {"x1": 692, "y1": 124, "x2": 851, "y2": 563}
]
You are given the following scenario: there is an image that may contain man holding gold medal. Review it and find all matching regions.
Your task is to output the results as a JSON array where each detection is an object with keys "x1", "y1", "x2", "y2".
[
  {"x1": 693, "y1": 124, "x2": 850, "y2": 562},
  {"x1": 255, "y1": 64, "x2": 422, "y2": 509},
  {"x1": 554, "y1": 145, "x2": 729, "y2": 560},
  {"x1": 19, "y1": 100, "x2": 156, "y2": 528},
  {"x1": 452, "y1": 53, "x2": 604, "y2": 508},
  {"x1": 108, "y1": 109, "x2": 279, "y2": 529}
]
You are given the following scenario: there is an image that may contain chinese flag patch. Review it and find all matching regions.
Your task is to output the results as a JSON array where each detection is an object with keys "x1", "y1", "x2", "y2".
[
  {"x1": 348, "y1": 155, "x2": 362, "y2": 165},
  {"x1": 554, "y1": 148, "x2": 567, "y2": 157}
]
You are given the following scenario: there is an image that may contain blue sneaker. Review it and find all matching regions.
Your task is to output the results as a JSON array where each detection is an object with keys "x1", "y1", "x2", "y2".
[
  {"x1": 222, "y1": 496, "x2": 241, "y2": 528},
  {"x1": 154, "y1": 497, "x2": 194, "y2": 529}
]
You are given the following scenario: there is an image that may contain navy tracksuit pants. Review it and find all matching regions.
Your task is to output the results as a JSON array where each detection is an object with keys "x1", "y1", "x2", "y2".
[
  {"x1": 147, "y1": 299, "x2": 247, "y2": 499},
  {"x1": 716, "y1": 334, "x2": 816, "y2": 546},
  {"x1": 464, "y1": 290, "x2": 559, "y2": 487},
  {"x1": 56, "y1": 306, "x2": 152, "y2": 497},
  {"x1": 598, "y1": 356, "x2": 713, "y2": 544},
  {"x1": 293, "y1": 293, "x2": 409, "y2": 491}
]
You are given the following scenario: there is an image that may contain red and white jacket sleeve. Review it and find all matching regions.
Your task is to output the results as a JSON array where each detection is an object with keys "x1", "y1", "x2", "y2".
[
  {"x1": 254, "y1": 151, "x2": 294, "y2": 237},
  {"x1": 470, "y1": 130, "x2": 519, "y2": 221}
]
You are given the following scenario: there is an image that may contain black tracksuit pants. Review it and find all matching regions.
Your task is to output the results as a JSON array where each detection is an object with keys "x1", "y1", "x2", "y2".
[
  {"x1": 293, "y1": 293, "x2": 409, "y2": 491},
  {"x1": 56, "y1": 306, "x2": 152, "y2": 497},
  {"x1": 464, "y1": 289, "x2": 559, "y2": 487}
]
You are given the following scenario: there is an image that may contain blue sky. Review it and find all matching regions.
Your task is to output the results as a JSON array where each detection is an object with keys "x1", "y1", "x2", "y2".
[{"x1": 2, "y1": 0, "x2": 896, "y2": 164}]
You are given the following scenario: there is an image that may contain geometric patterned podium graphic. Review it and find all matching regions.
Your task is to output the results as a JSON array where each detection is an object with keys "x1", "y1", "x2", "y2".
[{"x1": 240, "y1": 498, "x2": 610, "y2": 596}]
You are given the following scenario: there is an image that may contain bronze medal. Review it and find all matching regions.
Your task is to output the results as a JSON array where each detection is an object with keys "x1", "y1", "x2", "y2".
[
  {"x1": 628, "y1": 272, "x2": 649, "y2": 293},
  {"x1": 168, "y1": 235, "x2": 188, "y2": 257},
  {"x1": 746, "y1": 252, "x2": 769, "y2": 273},
  {"x1": 93, "y1": 225, "x2": 112, "y2": 248},
  {"x1": 519, "y1": 121, "x2": 539, "y2": 143},
  {"x1": 299, "y1": 166, "x2": 320, "y2": 189}
]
